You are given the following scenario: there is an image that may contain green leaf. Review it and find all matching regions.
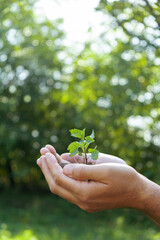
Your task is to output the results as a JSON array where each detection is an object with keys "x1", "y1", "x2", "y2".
[
  {"x1": 77, "y1": 140, "x2": 85, "y2": 151},
  {"x1": 69, "y1": 149, "x2": 79, "y2": 157},
  {"x1": 85, "y1": 136, "x2": 95, "y2": 145},
  {"x1": 88, "y1": 148, "x2": 99, "y2": 160},
  {"x1": 68, "y1": 129, "x2": 99, "y2": 160},
  {"x1": 68, "y1": 141, "x2": 80, "y2": 157},
  {"x1": 70, "y1": 128, "x2": 85, "y2": 140},
  {"x1": 67, "y1": 141, "x2": 80, "y2": 153},
  {"x1": 90, "y1": 130, "x2": 95, "y2": 139}
]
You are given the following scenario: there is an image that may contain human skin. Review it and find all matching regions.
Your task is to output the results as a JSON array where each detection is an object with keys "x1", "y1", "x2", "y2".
[{"x1": 37, "y1": 145, "x2": 160, "y2": 227}]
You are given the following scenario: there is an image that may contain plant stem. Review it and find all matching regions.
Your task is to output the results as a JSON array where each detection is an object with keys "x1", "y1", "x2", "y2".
[
  {"x1": 84, "y1": 143, "x2": 88, "y2": 165},
  {"x1": 85, "y1": 151, "x2": 87, "y2": 164}
]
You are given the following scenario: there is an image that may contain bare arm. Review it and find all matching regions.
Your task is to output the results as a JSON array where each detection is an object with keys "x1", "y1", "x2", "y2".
[{"x1": 138, "y1": 174, "x2": 160, "y2": 226}]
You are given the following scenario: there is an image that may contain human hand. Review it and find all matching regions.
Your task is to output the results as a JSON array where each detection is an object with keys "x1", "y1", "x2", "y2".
[
  {"x1": 40, "y1": 144, "x2": 127, "y2": 166},
  {"x1": 37, "y1": 152, "x2": 144, "y2": 212},
  {"x1": 37, "y1": 146, "x2": 160, "y2": 226}
]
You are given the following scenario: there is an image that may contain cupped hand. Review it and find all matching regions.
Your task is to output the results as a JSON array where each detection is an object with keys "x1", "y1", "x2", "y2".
[
  {"x1": 39, "y1": 144, "x2": 127, "y2": 166},
  {"x1": 37, "y1": 152, "x2": 144, "y2": 213},
  {"x1": 37, "y1": 145, "x2": 160, "y2": 226}
]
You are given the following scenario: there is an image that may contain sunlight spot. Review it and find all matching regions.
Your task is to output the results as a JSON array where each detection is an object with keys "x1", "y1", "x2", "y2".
[
  {"x1": 24, "y1": 95, "x2": 31, "y2": 103},
  {"x1": 32, "y1": 130, "x2": 39, "y2": 138}
]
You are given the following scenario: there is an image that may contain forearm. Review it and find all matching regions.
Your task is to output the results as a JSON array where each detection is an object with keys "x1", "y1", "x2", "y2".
[{"x1": 138, "y1": 174, "x2": 160, "y2": 226}]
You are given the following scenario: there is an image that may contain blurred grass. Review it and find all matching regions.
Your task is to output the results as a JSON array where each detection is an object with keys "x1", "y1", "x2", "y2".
[{"x1": 0, "y1": 189, "x2": 159, "y2": 240}]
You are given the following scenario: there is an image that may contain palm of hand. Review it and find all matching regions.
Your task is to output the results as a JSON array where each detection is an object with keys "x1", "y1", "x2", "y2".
[{"x1": 40, "y1": 144, "x2": 127, "y2": 166}]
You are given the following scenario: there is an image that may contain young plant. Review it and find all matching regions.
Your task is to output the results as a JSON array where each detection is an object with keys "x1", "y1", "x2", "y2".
[{"x1": 67, "y1": 128, "x2": 99, "y2": 164}]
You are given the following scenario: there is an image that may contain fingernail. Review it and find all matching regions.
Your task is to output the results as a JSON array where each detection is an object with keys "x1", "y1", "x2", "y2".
[{"x1": 63, "y1": 164, "x2": 73, "y2": 176}]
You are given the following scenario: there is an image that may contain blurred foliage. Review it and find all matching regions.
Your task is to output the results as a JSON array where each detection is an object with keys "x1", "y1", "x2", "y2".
[
  {"x1": 0, "y1": 0, "x2": 160, "y2": 188},
  {"x1": 0, "y1": 191, "x2": 159, "y2": 239}
]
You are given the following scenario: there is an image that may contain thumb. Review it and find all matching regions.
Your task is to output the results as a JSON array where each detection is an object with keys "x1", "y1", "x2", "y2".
[{"x1": 63, "y1": 163, "x2": 109, "y2": 181}]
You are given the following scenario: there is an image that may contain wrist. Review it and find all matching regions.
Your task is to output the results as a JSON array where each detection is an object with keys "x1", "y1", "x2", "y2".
[{"x1": 134, "y1": 173, "x2": 160, "y2": 225}]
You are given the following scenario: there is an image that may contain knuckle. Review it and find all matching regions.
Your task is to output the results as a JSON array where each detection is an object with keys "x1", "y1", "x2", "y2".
[
  {"x1": 79, "y1": 204, "x2": 87, "y2": 211},
  {"x1": 54, "y1": 174, "x2": 60, "y2": 185},
  {"x1": 85, "y1": 206, "x2": 91, "y2": 212},
  {"x1": 54, "y1": 176, "x2": 58, "y2": 184},
  {"x1": 80, "y1": 204, "x2": 92, "y2": 213},
  {"x1": 49, "y1": 183, "x2": 56, "y2": 194},
  {"x1": 50, "y1": 185, "x2": 55, "y2": 194},
  {"x1": 80, "y1": 192, "x2": 90, "y2": 203}
]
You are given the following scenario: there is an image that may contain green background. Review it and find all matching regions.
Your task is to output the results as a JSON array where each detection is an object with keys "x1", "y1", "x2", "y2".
[{"x1": 0, "y1": 0, "x2": 160, "y2": 238}]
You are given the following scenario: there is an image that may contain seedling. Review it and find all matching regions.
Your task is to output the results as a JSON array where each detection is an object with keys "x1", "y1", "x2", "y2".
[{"x1": 67, "y1": 128, "x2": 99, "y2": 164}]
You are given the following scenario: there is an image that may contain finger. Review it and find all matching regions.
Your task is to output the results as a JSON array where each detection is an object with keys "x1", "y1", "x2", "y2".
[
  {"x1": 37, "y1": 158, "x2": 42, "y2": 168},
  {"x1": 63, "y1": 163, "x2": 113, "y2": 182},
  {"x1": 39, "y1": 155, "x2": 79, "y2": 204},
  {"x1": 45, "y1": 144, "x2": 67, "y2": 164},
  {"x1": 61, "y1": 153, "x2": 76, "y2": 163},
  {"x1": 45, "y1": 144, "x2": 57, "y2": 155},
  {"x1": 40, "y1": 156, "x2": 54, "y2": 186},
  {"x1": 40, "y1": 147, "x2": 50, "y2": 155},
  {"x1": 61, "y1": 153, "x2": 84, "y2": 163},
  {"x1": 45, "y1": 153, "x2": 84, "y2": 195},
  {"x1": 41, "y1": 147, "x2": 69, "y2": 168}
]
